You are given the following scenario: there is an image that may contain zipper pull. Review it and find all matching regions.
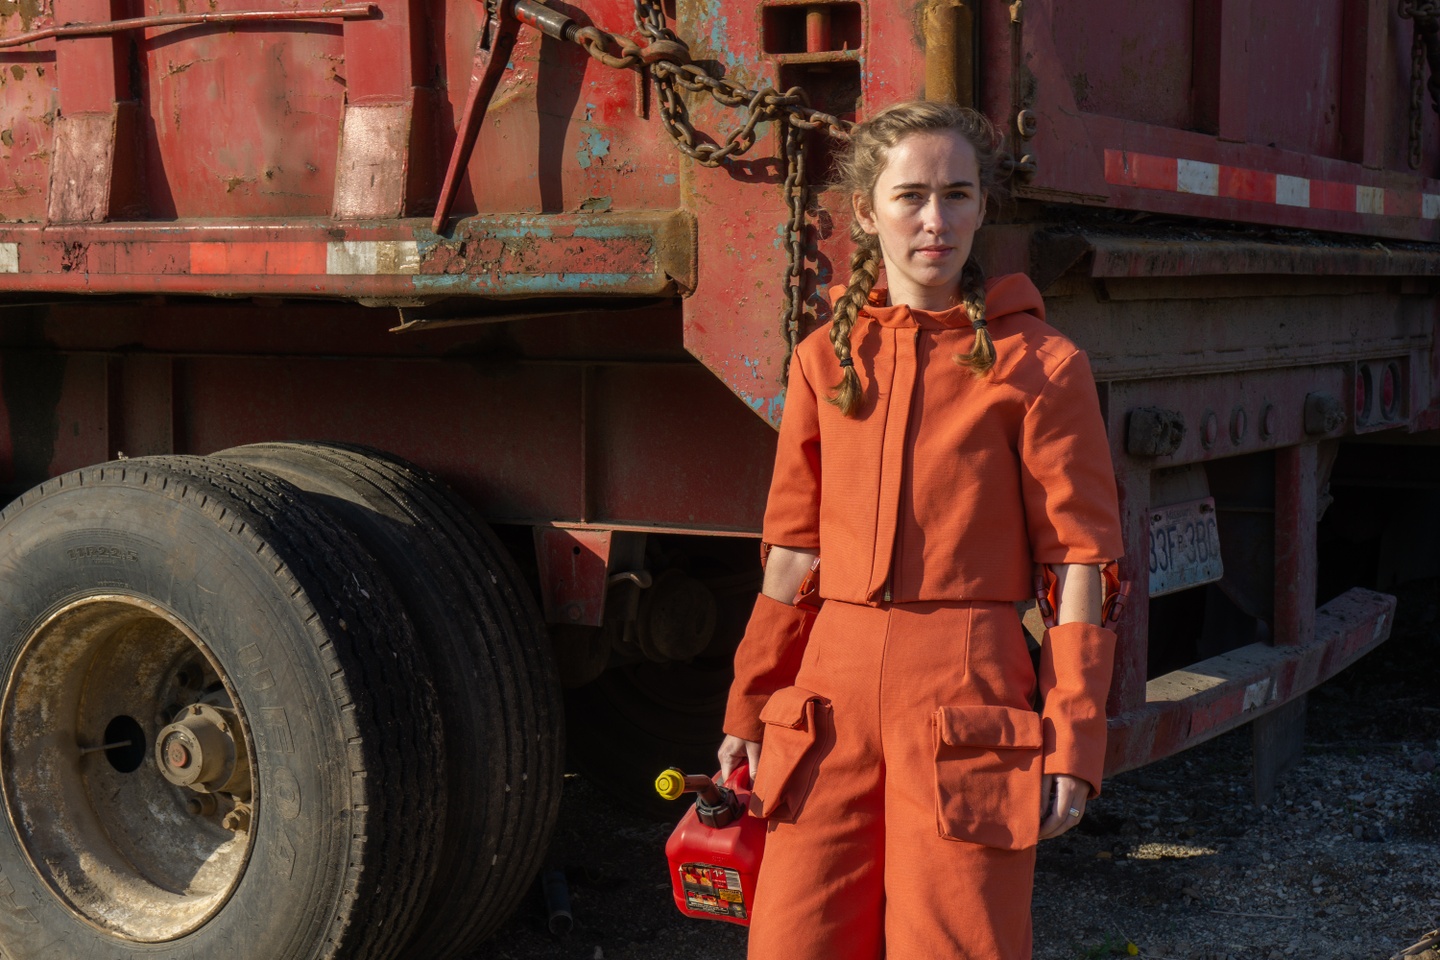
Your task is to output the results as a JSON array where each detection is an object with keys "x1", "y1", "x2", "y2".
[{"x1": 883, "y1": 584, "x2": 891, "y2": 603}]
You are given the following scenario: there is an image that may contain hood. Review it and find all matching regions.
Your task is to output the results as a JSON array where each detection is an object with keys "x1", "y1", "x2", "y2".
[{"x1": 825, "y1": 272, "x2": 1046, "y2": 326}]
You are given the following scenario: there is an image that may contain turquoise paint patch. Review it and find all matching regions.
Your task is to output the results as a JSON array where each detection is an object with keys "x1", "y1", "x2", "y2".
[
  {"x1": 412, "y1": 272, "x2": 642, "y2": 294},
  {"x1": 575, "y1": 129, "x2": 611, "y2": 170},
  {"x1": 663, "y1": 173, "x2": 677, "y2": 185},
  {"x1": 422, "y1": 221, "x2": 654, "y2": 242}
]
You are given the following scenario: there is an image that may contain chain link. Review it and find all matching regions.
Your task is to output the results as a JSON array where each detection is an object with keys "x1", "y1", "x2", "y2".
[
  {"x1": 564, "y1": 0, "x2": 852, "y2": 375},
  {"x1": 1401, "y1": 0, "x2": 1440, "y2": 169}
]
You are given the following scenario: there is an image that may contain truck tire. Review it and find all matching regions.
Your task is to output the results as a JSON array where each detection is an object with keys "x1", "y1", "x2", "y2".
[
  {"x1": 215, "y1": 442, "x2": 563, "y2": 957},
  {"x1": 0, "y1": 456, "x2": 444, "y2": 960}
]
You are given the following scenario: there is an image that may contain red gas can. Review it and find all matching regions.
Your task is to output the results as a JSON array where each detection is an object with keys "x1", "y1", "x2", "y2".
[{"x1": 657, "y1": 766, "x2": 767, "y2": 926}]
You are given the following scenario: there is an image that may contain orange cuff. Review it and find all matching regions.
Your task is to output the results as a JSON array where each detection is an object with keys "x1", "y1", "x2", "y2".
[
  {"x1": 723, "y1": 593, "x2": 817, "y2": 742},
  {"x1": 1038, "y1": 621, "x2": 1116, "y2": 797}
]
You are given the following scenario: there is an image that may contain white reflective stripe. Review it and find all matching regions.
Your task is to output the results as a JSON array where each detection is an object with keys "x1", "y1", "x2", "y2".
[
  {"x1": 1424, "y1": 194, "x2": 1440, "y2": 220},
  {"x1": 1275, "y1": 175, "x2": 1310, "y2": 208},
  {"x1": 1242, "y1": 678, "x2": 1274, "y2": 712},
  {"x1": 1176, "y1": 159, "x2": 1219, "y2": 196},
  {"x1": 326, "y1": 240, "x2": 421, "y2": 275},
  {"x1": 0, "y1": 243, "x2": 18, "y2": 273},
  {"x1": 1355, "y1": 185, "x2": 1385, "y2": 215}
]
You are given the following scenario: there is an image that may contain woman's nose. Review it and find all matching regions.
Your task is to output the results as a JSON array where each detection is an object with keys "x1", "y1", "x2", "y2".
[{"x1": 920, "y1": 197, "x2": 946, "y2": 233}]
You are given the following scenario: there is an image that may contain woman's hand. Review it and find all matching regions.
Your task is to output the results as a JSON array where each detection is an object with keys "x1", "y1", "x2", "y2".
[
  {"x1": 1039, "y1": 773, "x2": 1090, "y2": 840},
  {"x1": 718, "y1": 734, "x2": 761, "y2": 785}
]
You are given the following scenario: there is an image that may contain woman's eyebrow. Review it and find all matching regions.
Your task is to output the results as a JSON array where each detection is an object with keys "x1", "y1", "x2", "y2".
[{"x1": 890, "y1": 180, "x2": 976, "y2": 190}]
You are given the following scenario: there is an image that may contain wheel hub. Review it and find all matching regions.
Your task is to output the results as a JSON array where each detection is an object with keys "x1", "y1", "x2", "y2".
[
  {"x1": 1, "y1": 596, "x2": 257, "y2": 941},
  {"x1": 156, "y1": 703, "x2": 250, "y2": 799}
]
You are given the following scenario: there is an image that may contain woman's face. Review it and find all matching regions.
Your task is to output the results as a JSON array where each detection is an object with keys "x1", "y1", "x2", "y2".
[{"x1": 854, "y1": 130, "x2": 984, "y2": 309}]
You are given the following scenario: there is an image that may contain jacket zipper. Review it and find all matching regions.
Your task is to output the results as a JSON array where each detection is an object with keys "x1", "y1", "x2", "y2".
[{"x1": 881, "y1": 327, "x2": 923, "y2": 606}]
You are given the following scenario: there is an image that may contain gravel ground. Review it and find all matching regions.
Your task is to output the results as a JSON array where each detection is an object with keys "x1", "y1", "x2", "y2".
[{"x1": 471, "y1": 589, "x2": 1440, "y2": 960}]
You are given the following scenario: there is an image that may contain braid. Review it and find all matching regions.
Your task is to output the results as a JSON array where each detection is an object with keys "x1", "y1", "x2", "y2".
[
  {"x1": 827, "y1": 239, "x2": 881, "y2": 417},
  {"x1": 954, "y1": 255, "x2": 996, "y2": 376}
]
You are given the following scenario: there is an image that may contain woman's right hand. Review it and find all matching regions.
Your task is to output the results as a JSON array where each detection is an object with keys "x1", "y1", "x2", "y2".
[{"x1": 718, "y1": 734, "x2": 761, "y2": 785}]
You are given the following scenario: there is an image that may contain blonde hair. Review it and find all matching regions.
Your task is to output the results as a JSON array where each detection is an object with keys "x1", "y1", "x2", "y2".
[{"x1": 828, "y1": 101, "x2": 1003, "y2": 417}]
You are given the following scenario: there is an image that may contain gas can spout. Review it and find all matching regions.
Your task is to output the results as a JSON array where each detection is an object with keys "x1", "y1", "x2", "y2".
[{"x1": 656, "y1": 767, "x2": 743, "y2": 828}]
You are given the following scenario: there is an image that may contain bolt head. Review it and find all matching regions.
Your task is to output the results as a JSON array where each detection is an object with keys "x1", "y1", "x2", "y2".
[
  {"x1": 1201, "y1": 410, "x2": 1219, "y2": 448},
  {"x1": 222, "y1": 807, "x2": 251, "y2": 832},
  {"x1": 1261, "y1": 404, "x2": 1277, "y2": 439}
]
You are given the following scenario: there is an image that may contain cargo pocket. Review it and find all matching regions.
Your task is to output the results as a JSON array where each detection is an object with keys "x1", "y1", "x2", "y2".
[
  {"x1": 933, "y1": 704, "x2": 1043, "y2": 850},
  {"x1": 748, "y1": 686, "x2": 831, "y2": 823}
]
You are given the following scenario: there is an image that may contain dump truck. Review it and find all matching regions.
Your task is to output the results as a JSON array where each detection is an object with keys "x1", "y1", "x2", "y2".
[{"x1": 0, "y1": 0, "x2": 1433, "y2": 957}]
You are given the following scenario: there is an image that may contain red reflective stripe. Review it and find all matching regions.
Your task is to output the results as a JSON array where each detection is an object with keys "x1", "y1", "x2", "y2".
[
  {"x1": 1103, "y1": 149, "x2": 1433, "y2": 221},
  {"x1": 1309, "y1": 180, "x2": 1356, "y2": 212},
  {"x1": 1218, "y1": 165, "x2": 1276, "y2": 203},
  {"x1": 189, "y1": 242, "x2": 326, "y2": 275},
  {"x1": 1104, "y1": 149, "x2": 1176, "y2": 191},
  {"x1": 1384, "y1": 189, "x2": 1422, "y2": 219}
]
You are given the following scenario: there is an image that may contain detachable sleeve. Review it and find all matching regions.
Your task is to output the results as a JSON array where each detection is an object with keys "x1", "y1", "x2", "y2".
[
  {"x1": 1018, "y1": 348, "x2": 1123, "y2": 565},
  {"x1": 1038, "y1": 621, "x2": 1116, "y2": 797},
  {"x1": 761, "y1": 348, "x2": 822, "y2": 550},
  {"x1": 724, "y1": 593, "x2": 818, "y2": 741},
  {"x1": 725, "y1": 350, "x2": 825, "y2": 741}
]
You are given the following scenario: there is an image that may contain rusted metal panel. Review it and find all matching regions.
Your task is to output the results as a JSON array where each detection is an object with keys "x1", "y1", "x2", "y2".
[
  {"x1": 138, "y1": 0, "x2": 346, "y2": 219},
  {"x1": 585, "y1": 363, "x2": 775, "y2": 531},
  {"x1": 533, "y1": 526, "x2": 612, "y2": 626},
  {"x1": 415, "y1": 210, "x2": 696, "y2": 297},
  {"x1": 1003, "y1": 1, "x2": 1440, "y2": 241},
  {"x1": 46, "y1": 111, "x2": 115, "y2": 223},
  {"x1": 1105, "y1": 587, "x2": 1394, "y2": 775},
  {"x1": 332, "y1": 102, "x2": 413, "y2": 220},
  {"x1": 153, "y1": 346, "x2": 772, "y2": 531},
  {"x1": 0, "y1": 211, "x2": 695, "y2": 297},
  {"x1": 7, "y1": 349, "x2": 111, "y2": 481},
  {"x1": 109, "y1": 354, "x2": 173, "y2": 459},
  {"x1": 1193, "y1": 0, "x2": 1250, "y2": 142},
  {"x1": 0, "y1": 0, "x2": 59, "y2": 223}
]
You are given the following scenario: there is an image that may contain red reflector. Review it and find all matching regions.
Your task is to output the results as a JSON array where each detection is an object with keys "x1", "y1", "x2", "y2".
[{"x1": 1382, "y1": 363, "x2": 1400, "y2": 419}]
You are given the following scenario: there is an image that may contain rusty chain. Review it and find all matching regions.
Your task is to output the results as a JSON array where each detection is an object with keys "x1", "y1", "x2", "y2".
[
  {"x1": 1401, "y1": 0, "x2": 1440, "y2": 169},
  {"x1": 565, "y1": 0, "x2": 852, "y2": 374}
]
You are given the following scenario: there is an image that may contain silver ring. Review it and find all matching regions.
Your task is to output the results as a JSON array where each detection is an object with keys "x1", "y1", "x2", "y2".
[{"x1": 1067, "y1": 807, "x2": 1082, "y2": 818}]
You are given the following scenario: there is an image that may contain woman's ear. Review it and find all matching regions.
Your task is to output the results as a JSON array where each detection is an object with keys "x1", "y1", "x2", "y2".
[{"x1": 853, "y1": 192, "x2": 878, "y2": 236}]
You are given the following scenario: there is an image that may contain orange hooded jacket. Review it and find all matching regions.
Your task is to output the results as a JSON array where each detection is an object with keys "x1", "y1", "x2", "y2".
[
  {"x1": 762, "y1": 272, "x2": 1122, "y2": 600},
  {"x1": 727, "y1": 272, "x2": 1123, "y2": 792}
]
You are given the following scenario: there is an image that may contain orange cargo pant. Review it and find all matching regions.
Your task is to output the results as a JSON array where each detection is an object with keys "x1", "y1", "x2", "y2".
[{"x1": 746, "y1": 599, "x2": 1043, "y2": 960}]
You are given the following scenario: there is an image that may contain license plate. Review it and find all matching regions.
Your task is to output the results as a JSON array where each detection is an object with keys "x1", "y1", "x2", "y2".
[{"x1": 1148, "y1": 497, "x2": 1223, "y2": 597}]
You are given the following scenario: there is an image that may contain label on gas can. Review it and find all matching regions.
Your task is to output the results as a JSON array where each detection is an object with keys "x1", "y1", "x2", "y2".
[{"x1": 678, "y1": 862, "x2": 747, "y2": 919}]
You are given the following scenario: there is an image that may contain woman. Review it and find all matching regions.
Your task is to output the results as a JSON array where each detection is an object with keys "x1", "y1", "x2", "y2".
[{"x1": 717, "y1": 100, "x2": 1123, "y2": 959}]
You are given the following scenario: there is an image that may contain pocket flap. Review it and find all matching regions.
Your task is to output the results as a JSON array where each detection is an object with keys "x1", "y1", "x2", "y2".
[
  {"x1": 758, "y1": 685, "x2": 825, "y2": 729},
  {"x1": 936, "y1": 705, "x2": 1042, "y2": 750}
]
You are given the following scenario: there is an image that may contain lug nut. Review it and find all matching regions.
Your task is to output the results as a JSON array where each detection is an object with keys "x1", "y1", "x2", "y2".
[{"x1": 222, "y1": 806, "x2": 252, "y2": 833}]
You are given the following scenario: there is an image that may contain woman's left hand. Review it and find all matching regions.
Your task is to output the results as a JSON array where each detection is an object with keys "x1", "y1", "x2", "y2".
[{"x1": 1039, "y1": 773, "x2": 1090, "y2": 840}]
